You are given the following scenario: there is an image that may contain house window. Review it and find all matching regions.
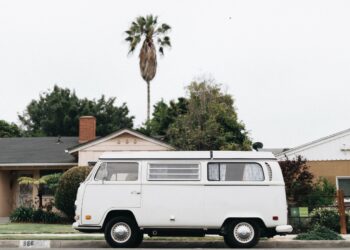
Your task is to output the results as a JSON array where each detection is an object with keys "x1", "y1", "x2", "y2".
[
  {"x1": 337, "y1": 177, "x2": 350, "y2": 200},
  {"x1": 148, "y1": 163, "x2": 200, "y2": 181},
  {"x1": 95, "y1": 162, "x2": 138, "y2": 181},
  {"x1": 208, "y1": 162, "x2": 264, "y2": 181}
]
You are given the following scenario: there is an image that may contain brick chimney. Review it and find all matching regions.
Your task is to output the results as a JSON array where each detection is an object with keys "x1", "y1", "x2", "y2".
[{"x1": 79, "y1": 116, "x2": 96, "y2": 143}]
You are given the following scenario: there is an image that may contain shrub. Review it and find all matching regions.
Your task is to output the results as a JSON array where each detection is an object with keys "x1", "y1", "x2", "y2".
[
  {"x1": 32, "y1": 209, "x2": 63, "y2": 223},
  {"x1": 10, "y1": 207, "x2": 64, "y2": 224},
  {"x1": 295, "y1": 225, "x2": 343, "y2": 240},
  {"x1": 279, "y1": 156, "x2": 314, "y2": 206},
  {"x1": 307, "y1": 178, "x2": 336, "y2": 210},
  {"x1": 55, "y1": 166, "x2": 91, "y2": 220},
  {"x1": 310, "y1": 207, "x2": 341, "y2": 232},
  {"x1": 32, "y1": 209, "x2": 45, "y2": 223},
  {"x1": 288, "y1": 217, "x2": 312, "y2": 234},
  {"x1": 9, "y1": 206, "x2": 34, "y2": 222}
]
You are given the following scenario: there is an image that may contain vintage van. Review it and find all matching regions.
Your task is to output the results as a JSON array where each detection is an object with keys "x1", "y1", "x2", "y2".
[{"x1": 73, "y1": 151, "x2": 292, "y2": 248}]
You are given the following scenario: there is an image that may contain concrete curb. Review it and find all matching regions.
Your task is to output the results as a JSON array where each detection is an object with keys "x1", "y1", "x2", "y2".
[{"x1": 1, "y1": 239, "x2": 350, "y2": 248}]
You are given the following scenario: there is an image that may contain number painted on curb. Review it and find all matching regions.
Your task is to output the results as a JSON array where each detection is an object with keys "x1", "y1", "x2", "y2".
[{"x1": 19, "y1": 240, "x2": 50, "y2": 248}]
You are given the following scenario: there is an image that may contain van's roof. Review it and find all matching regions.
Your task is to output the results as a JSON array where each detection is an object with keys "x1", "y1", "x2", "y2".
[{"x1": 99, "y1": 151, "x2": 276, "y2": 160}]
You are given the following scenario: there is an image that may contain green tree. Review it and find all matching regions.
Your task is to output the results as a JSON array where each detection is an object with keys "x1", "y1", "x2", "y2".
[
  {"x1": 125, "y1": 14, "x2": 171, "y2": 121},
  {"x1": 167, "y1": 80, "x2": 252, "y2": 150},
  {"x1": 0, "y1": 120, "x2": 22, "y2": 137},
  {"x1": 139, "y1": 97, "x2": 188, "y2": 139},
  {"x1": 19, "y1": 85, "x2": 134, "y2": 136}
]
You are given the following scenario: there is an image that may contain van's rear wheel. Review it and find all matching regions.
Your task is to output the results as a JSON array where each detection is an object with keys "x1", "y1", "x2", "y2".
[
  {"x1": 104, "y1": 216, "x2": 142, "y2": 248},
  {"x1": 224, "y1": 220, "x2": 260, "y2": 248}
]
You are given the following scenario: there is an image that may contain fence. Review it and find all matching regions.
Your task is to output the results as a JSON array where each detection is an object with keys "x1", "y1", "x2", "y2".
[{"x1": 288, "y1": 190, "x2": 350, "y2": 234}]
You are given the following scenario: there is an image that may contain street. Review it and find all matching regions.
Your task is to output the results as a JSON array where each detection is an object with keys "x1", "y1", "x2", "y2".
[{"x1": 7, "y1": 249, "x2": 350, "y2": 250}]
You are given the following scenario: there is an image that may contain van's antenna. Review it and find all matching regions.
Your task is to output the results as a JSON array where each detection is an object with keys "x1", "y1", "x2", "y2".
[{"x1": 210, "y1": 150, "x2": 213, "y2": 159}]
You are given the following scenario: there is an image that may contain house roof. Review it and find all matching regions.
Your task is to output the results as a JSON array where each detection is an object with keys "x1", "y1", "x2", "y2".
[
  {"x1": 0, "y1": 137, "x2": 78, "y2": 165},
  {"x1": 276, "y1": 128, "x2": 350, "y2": 160},
  {"x1": 258, "y1": 148, "x2": 289, "y2": 156},
  {"x1": 66, "y1": 128, "x2": 175, "y2": 154}
]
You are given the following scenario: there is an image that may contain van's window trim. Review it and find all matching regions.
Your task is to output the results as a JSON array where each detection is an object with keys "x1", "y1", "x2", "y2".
[
  {"x1": 147, "y1": 163, "x2": 201, "y2": 181},
  {"x1": 207, "y1": 162, "x2": 265, "y2": 182},
  {"x1": 94, "y1": 161, "x2": 140, "y2": 181}
]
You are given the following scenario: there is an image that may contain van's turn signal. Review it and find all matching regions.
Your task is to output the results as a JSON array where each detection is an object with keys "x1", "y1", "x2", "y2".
[{"x1": 85, "y1": 215, "x2": 92, "y2": 220}]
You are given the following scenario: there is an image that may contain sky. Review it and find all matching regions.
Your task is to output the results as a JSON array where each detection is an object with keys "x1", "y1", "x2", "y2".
[{"x1": 0, "y1": 0, "x2": 349, "y2": 148}]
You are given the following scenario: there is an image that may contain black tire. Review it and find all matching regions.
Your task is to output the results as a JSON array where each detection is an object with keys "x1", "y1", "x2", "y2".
[
  {"x1": 135, "y1": 231, "x2": 144, "y2": 246},
  {"x1": 104, "y1": 216, "x2": 142, "y2": 248},
  {"x1": 224, "y1": 220, "x2": 260, "y2": 248}
]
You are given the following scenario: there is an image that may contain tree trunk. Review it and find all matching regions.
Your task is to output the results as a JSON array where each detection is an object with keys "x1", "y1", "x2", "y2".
[{"x1": 147, "y1": 81, "x2": 150, "y2": 121}]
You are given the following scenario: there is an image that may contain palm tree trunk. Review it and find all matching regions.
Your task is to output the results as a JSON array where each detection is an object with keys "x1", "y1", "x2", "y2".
[{"x1": 147, "y1": 81, "x2": 150, "y2": 121}]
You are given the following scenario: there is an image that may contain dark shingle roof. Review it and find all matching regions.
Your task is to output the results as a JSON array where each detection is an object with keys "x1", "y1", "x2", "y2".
[{"x1": 0, "y1": 137, "x2": 78, "y2": 164}]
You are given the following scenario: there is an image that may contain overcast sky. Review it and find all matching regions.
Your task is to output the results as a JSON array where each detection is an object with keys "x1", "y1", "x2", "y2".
[{"x1": 0, "y1": 0, "x2": 349, "y2": 148}]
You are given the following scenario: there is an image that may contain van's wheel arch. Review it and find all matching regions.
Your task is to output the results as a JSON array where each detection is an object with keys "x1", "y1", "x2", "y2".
[
  {"x1": 223, "y1": 219, "x2": 260, "y2": 248},
  {"x1": 104, "y1": 216, "x2": 143, "y2": 248}
]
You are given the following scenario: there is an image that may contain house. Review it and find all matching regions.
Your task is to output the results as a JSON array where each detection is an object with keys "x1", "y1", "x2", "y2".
[
  {"x1": 276, "y1": 128, "x2": 350, "y2": 198},
  {"x1": 0, "y1": 116, "x2": 174, "y2": 217}
]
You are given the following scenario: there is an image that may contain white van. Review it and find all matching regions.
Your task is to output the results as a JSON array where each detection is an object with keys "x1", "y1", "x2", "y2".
[{"x1": 73, "y1": 151, "x2": 292, "y2": 248}]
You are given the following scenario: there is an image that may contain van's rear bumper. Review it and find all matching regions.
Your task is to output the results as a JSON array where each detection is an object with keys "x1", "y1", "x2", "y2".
[{"x1": 275, "y1": 225, "x2": 293, "y2": 234}]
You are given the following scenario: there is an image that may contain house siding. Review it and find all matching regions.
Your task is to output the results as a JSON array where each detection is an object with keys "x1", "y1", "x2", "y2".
[
  {"x1": 78, "y1": 133, "x2": 172, "y2": 166},
  {"x1": 307, "y1": 160, "x2": 350, "y2": 185},
  {"x1": 0, "y1": 171, "x2": 12, "y2": 217}
]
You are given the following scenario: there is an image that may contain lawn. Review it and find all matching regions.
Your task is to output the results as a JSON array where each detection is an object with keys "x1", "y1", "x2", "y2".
[{"x1": 0, "y1": 223, "x2": 77, "y2": 234}]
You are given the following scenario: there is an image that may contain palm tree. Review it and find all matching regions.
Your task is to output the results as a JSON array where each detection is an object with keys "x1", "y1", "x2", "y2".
[
  {"x1": 18, "y1": 176, "x2": 46, "y2": 209},
  {"x1": 125, "y1": 15, "x2": 171, "y2": 121}
]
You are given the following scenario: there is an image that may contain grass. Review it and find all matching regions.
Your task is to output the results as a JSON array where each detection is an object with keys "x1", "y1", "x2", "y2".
[{"x1": 0, "y1": 223, "x2": 76, "y2": 234}]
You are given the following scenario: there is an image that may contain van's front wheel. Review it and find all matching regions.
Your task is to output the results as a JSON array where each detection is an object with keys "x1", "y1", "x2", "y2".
[
  {"x1": 224, "y1": 220, "x2": 260, "y2": 248},
  {"x1": 104, "y1": 216, "x2": 142, "y2": 248}
]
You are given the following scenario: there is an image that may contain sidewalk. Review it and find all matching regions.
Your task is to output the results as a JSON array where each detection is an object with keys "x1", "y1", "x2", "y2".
[{"x1": 1, "y1": 234, "x2": 350, "y2": 248}]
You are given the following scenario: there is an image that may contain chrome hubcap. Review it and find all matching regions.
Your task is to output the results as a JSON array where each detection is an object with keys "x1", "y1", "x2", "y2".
[
  {"x1": 111, "y1": 222, "x2": 131, "y2": 243},
  {"x1": 233, "y1": 222, "x2": 254, "y2": 243}
]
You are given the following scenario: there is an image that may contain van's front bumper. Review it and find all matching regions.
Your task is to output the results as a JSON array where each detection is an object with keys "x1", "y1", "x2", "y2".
[
  {"x1": 275, "y1": 225, "x2": 293, "y2": 234},
  {"x1": 72, "y1": 222, "x2": 102, "y2": 232}
]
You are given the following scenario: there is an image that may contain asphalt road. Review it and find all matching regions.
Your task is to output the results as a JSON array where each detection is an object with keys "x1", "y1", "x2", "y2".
[{"x1": 8, "y1": 249, "x2": 350, "y2": 250}]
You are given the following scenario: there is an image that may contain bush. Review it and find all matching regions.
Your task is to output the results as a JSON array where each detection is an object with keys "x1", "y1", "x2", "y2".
[
  {"x1": 288, "y1": 217, "x2": 312, "y2": 234},
  {"x1": 9, "y1": 206, "x2": 34, "y2": 222},
  {"x1": 10, "y1": 207, "x2": 64, "y2": 223},
  {"x1": 307, "y1": 178, "x2": 336, "y2": 210},
  {"x1": 295, "y1": 225, "x2": 343, "y2": 240},
  {"x1": 32, "y1": 209, "x2": 63, "y2": 223},
  {"x1": 55, "y1": 166, "x2": 91, "y2": 220},
  {"x1": 310, "y1": 208, "x2": 341, "y2": 232}
]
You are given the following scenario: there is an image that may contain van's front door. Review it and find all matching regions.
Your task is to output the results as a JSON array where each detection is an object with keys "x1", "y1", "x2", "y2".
[{"x1": 81, "y1": 162, "x2": 141, "y2": 225}]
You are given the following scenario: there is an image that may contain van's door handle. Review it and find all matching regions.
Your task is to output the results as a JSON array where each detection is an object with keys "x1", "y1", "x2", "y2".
[{"x1": 131, "y1": 191, "x2": 141, "y2": 195}]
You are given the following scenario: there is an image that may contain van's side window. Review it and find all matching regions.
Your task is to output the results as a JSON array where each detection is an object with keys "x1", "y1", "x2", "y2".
[
  {"x1": 208, "y1": 163, "x2": 264, "y2": 181},
  {"x1": 148, "y1": 163, "x2": 200, "y2": 181},
  {"x1": 95, "y1": 162, "x2": 138, "y2": 181}
]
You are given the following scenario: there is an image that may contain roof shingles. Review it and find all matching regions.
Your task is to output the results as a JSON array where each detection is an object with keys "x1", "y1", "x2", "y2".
[{"x1": 0, "y1": 137, "x2": 78, "y2": 164}]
